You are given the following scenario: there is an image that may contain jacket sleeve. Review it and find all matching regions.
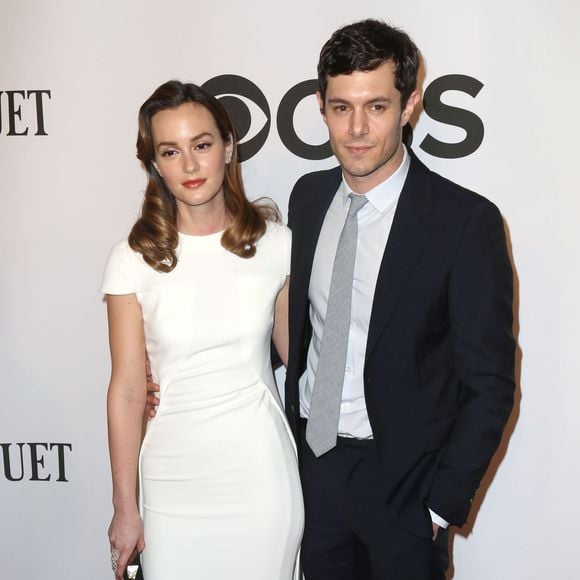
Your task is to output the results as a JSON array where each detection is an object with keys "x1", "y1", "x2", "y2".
[{"x1": 426, "y1": 200, "x2": 516, "y2": 525}]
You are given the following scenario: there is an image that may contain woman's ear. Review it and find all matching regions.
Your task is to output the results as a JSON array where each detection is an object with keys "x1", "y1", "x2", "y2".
[{"x1": 226, "y1": 136, "x2": 234, "y2": 164}]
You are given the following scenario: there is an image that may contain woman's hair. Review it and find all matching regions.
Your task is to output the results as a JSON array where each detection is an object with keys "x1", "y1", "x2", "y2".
[{"x1": 129, "y1": 80, "x2": 278, "y2": 273}]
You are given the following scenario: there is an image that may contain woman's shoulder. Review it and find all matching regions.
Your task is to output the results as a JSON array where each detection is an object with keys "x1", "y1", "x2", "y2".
[
  {"x1": 101, "y1": 238, "x2": 138, "y2": 295},
  {"x1": 265, "y1": 219, "x2": 290, "y2": 234},
  {"x1": 255, "y1": 220, "x2": 291, "y2": 278},
  {"x1": 103, "y1": 237, "x2": 156, "y2": 280},
  {"x1": 108, "y1": 236, "x2": 131, "y2": 253},
  {"x1": 263, "y1": 219, "x2": 291, "y2": 246},
  {"x1": 102, "y1": 237, "x2": 169, "y2": 295},
  {"x1": 105, "y1": 238, "x2": 142, "y2": 265}
]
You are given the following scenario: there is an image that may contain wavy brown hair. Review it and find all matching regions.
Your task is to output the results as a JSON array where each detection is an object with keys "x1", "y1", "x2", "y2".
[{"x1": 129, "y1": 80, "x2": 278, "y2": 273}]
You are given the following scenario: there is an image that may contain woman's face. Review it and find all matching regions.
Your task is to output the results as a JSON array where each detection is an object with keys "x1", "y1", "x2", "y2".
[{"x1": 151, "y1": 102, "x2": 231, "y2": 215}]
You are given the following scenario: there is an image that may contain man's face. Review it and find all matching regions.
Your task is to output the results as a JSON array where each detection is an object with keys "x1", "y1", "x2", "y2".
[{"x1": 318, "y1": 61, "x2": 419, "y2": 194}]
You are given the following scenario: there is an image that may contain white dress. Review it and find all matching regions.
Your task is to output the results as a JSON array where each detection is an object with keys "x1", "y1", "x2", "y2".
[{"x1": 101, "y1": 222, "x2": 304, "y2": 579}]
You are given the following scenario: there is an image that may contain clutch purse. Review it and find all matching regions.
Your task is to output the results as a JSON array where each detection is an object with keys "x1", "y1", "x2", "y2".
[{"x1": 123, "y1": 551, "x2": 144, "y2": 580}]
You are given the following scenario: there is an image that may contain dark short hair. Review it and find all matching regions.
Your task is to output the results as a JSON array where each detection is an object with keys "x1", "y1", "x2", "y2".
[{"x1": 317, "y1": 19, "x2": 420, "y2": 108}]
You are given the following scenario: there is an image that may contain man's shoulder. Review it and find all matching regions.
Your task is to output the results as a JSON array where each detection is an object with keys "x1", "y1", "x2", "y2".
[
  {"x1": 288, "y1": 166, "x2": 341, "y2": 216},
  {"x1": 291, "y1": 166, "x2": 341, "y2": 193},
  {"x1": 436, "y1": 174, "x2": 501, "y2": 223},
  {"x1": 412, "y1": 154, "x2": 500, "y2": 216}
]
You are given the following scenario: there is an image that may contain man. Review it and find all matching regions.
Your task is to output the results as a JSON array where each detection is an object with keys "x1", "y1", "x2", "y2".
[{"x1": 284, "y1": 18, "x2": 515, "y2": 579}]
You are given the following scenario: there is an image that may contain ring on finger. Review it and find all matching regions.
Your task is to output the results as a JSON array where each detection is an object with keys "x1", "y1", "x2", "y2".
[{"x1": 111, "y1": 548, "x2": 120, "y2": 572}]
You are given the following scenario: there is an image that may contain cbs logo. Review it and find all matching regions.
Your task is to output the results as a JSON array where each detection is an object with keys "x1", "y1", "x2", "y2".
[{"x1": 202, "y1": 74, "x2": 485, "y2": 162}]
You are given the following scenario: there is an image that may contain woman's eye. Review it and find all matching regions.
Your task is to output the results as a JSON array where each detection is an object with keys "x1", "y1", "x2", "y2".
[
  {"x1": 161, "y1": 149, "x2": 177, "y2": 157},
  {"x1": 195, "y1": 142, "x2": 212, "y2": 151}
]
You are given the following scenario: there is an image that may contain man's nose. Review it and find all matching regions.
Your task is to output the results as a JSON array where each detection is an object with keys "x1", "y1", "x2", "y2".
[{"x1": 349, "y1": 109, "x2": 369, "y2": 137}]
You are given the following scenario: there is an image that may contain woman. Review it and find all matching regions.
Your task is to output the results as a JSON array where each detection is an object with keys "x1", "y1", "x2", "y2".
[{"x1": 102, "y1": 80, "x2": 304, "y2": 579}]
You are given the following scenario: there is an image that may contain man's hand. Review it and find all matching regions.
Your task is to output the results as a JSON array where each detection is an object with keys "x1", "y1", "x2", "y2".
[{"x1": 145, "y1": 360, "x2": 160, "y2": 420}]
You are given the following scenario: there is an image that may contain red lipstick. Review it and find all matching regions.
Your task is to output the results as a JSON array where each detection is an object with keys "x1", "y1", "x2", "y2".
[{"x1": 182, "y1": 178, "x2": 207, "y2": 188}]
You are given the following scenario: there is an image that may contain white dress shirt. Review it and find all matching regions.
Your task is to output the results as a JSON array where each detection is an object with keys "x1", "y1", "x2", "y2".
[
  {"x1": 301, "y1": 146, "x2": 410, "y2": 437},
  {"x1": 300, "y1": 146, "x2": 448, "y2": 529}
]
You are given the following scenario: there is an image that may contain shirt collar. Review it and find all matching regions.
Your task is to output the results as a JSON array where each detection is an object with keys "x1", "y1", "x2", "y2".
[{"x1": 339, "y1": 145, "x2": 411, "y2": 214}]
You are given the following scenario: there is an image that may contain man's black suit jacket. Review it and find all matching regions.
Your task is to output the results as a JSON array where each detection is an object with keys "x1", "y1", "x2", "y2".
[{"x1": 285, "y1": 151, "x2": 515, "y2": 539}]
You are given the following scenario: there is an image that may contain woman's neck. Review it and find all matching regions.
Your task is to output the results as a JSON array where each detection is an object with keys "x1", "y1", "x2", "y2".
[{"x1": 177, "y1": 201, "x2": 230, "y2": 236}]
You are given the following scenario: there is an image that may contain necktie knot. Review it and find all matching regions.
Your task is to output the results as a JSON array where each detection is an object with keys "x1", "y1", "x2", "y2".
[{"x1": 348, "y1": 193, "x2": 368, "y2": 217}]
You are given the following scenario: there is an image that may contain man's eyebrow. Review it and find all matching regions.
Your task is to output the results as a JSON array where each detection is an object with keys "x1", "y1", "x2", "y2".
[{"x1": 327, "y1": 97, "x2": 393, "y2": 105}]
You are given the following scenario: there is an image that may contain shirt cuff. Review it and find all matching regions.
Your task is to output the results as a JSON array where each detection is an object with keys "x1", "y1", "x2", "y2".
[{"x1": 428, "y1": 508, "x2": 449, "y2": 529}]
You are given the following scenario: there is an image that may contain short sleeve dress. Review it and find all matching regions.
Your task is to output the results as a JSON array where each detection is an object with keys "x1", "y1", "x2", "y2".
[{"x1": 101, "y1": 221, "x2": 304, "y2": 579}]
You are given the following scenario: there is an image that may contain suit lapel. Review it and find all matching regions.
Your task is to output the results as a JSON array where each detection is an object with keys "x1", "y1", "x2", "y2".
[
  {"x1": 292, "y1": 168, "x2": 342, "y2": 304},
  {"x1": 365, "y1": 154, "x2": 434, "y2": 362},
  {"x1": 287, "y1": 168, "x2": 342, "y2": 381}
]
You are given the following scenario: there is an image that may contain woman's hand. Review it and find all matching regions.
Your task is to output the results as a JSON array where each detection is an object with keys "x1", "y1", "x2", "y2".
[
  {"x1": 108, "y1": 508, "x2": 144, "y2": 579},
  {"x1": 146, "y1": 357, "x2": 160, "y2": 420}
]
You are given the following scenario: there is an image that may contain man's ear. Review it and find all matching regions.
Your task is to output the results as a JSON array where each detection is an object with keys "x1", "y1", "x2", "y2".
[
  {"x1": 316, "y1": 92, "x2": 328, "y2": 124},
  {"x1": 401, "y1": 90, "x2": 420, "y2": 127}
]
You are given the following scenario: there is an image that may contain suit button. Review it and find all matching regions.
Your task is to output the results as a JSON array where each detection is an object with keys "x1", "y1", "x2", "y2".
[
  {"x1": 365, "y1": 376, "x2": 372, "y2": 384},
  {"x1": 290, "y1": 404, "x2": 296, "y2": 413}
]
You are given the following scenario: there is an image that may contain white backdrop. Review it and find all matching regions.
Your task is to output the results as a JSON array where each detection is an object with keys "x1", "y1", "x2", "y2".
[{"x1": 1, "y1": 1, "x2": 579, "y2": 578}]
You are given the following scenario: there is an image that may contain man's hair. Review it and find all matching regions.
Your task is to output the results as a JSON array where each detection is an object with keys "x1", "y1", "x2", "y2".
[{"x1": 317, "y1": 19, "x2": 420, "y2": 108}]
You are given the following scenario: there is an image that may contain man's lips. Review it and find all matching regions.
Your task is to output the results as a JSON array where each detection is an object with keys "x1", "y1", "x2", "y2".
[
  {"x1": 345, "y1": 145, "x2": 372, "y2": 155},
  {"x1": 182, "y1": 178, "x2": 207, "y2": 188}
]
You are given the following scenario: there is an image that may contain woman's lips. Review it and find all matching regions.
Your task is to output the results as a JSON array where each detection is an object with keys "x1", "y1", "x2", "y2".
[{"x1": 182, "y1": 178, "x2": 207, "y2": 188}]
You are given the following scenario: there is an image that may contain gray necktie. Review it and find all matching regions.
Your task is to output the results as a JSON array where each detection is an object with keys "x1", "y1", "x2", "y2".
[{"x1": 306, "y1": 192, "x2": 368, "y2": 457}]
